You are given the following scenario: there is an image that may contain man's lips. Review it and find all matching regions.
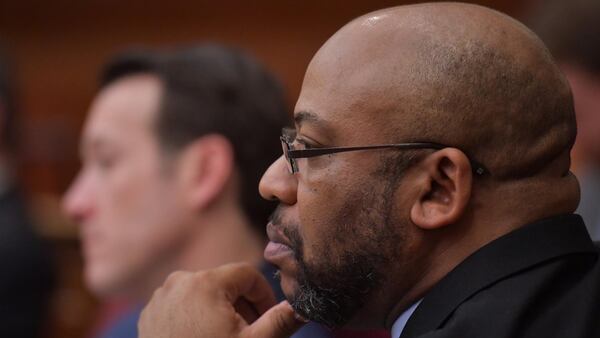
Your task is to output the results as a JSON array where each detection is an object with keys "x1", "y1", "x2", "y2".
[
  {"x1": 264, "y1": 222, "x2": 294, "y2": 266},
  {"x1": 264, "y1": 242, "x2": 293, "y2": 260}
]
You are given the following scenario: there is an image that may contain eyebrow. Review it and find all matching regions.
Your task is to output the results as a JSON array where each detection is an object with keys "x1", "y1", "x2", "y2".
[
  {"x1": 293, "y1": 110, "x2": 336, "y2": 142},
  {"x1": 294, "y1": 111, "x2": 320, "y2": 126},
  {"x1": 294, "y1": 110, "x2": 335, "y2": 132}
]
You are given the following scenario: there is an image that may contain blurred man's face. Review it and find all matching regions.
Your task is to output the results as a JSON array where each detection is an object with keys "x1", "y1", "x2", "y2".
[{"x1": 63, "y1": 74, "x2": 190, "y2": 298}]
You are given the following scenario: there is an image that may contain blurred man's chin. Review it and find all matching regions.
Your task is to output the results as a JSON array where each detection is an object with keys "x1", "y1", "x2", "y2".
[{"x1": 85, "y1": 267, "x2": 126, "y2": 298}]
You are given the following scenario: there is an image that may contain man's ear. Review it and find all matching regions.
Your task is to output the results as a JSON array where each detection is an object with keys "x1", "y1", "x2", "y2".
[
  {"x1": 410, "y1": 148, "x2": 472, "y2": 230},
  {"x1": 177, "y1": 134, "x2": 234, "y2": 211}
]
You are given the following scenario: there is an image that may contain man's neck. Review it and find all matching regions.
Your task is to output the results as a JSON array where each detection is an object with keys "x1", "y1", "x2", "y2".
[
  {"x1": 132, "y1": 206, "x2": 265, "y2": 302},
  {"x1": 180, "y1": 207, "x2": 265, "y2": 271}
]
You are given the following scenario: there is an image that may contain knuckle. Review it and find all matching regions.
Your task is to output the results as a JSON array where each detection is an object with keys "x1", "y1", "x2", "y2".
[
  {"x1": 150, "y1": 285, "x2": 163, "y2": 299},
  {"x1": 164, "y1": 270, "x2": 188, "y2": 288},
  {"x1": 220, "y1": 261, "x2": 252, "y2": 275},
  {"x1": 231, "y1": 261, "x2": 252, "y2": 270},
  {"x1": 192, "y1": 270, "x2": 218, "y2": 292},
  {"x1": 194, "y1": 269, "x2": 212, "y2": 281}
]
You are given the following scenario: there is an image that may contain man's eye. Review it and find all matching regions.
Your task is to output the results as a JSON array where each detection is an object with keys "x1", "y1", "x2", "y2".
[
  {"x1": 95, "y1": 155, "x2": 117, "y2": 170},
  {"x1": 295, "y1": 138, "x2": 316, "y2": 150}
]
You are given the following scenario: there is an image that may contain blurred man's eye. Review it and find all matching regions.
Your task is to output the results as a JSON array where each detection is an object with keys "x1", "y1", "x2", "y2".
[
  {"x1": 93, "y1": 152, "x2": 118, "y2": 171},
  {"x1": 96, "y1": 156, "x2": 115, "y2": 170}
]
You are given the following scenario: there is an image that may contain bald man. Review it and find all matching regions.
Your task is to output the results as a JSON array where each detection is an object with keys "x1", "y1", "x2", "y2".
[{"x1": 137, "y1": 3, "x2": 600, "y2": 338}]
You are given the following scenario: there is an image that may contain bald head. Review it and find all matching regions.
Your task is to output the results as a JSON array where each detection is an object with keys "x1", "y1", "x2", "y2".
[{"x1": 300, "y1": 2, "x2": 575, "y2": 180}]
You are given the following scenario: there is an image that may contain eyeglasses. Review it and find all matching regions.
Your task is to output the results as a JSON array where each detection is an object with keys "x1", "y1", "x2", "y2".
[{"x1": 280, "y1": 128, "x2": 489, "y2": 176}]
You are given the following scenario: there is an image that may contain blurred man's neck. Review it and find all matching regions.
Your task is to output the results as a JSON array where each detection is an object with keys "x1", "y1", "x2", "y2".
[{"x1": 181, "y1": 204, "x2": 265, "y2": 272}]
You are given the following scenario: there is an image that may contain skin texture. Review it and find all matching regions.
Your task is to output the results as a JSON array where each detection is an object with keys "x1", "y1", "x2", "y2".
[
  {"x1": 139, "y1": 2, "x2": 580, "y2": 336},
  {"x1": 63, "y1": 74, "x2": 264, "y2": 300}
]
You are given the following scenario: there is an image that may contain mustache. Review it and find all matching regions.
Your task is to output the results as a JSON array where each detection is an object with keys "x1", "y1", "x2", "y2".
[
  {"x1": 268, "y1": 206, "x2": 304, "y2": 260},
  {"x1": 267, "y1": 206, "x2": 284, "y2": 226}
]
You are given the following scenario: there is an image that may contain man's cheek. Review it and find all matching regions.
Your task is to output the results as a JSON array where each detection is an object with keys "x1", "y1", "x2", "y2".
[{"x1": 299, "y1": 200, "x2": 338, "y2": 238}]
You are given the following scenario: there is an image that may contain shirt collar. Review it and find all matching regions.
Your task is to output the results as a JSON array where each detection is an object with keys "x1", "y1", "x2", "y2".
[{"x1": 391, "y1": 299, "x2": 422, "y2": 338}]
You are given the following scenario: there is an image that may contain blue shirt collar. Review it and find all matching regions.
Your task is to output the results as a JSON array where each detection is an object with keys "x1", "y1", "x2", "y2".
[{"x1": 391, "y1": 299, "x2": 422, "y2": 338}]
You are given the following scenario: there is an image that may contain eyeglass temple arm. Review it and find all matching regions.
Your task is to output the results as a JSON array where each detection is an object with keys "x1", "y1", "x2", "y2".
[
  {"x1": 287, "y1": 143, "x2": 489, "y2": 176},
  {"x1": 286, "y1": 143, "x2": 442, "y2": 158}
]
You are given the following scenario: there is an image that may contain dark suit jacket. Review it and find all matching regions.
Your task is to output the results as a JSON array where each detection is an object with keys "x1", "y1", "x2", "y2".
[
  {"x1": 401, "y1": 214, "x2": 600, "y2": 338},
  {"x1": 0, "y1": 188, "x2": 54, "y2": 338}
]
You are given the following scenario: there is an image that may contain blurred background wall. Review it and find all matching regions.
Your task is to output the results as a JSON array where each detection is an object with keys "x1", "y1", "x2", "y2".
[{"x1": 0, "y1": 1, "x2": 530, "y2": 337}]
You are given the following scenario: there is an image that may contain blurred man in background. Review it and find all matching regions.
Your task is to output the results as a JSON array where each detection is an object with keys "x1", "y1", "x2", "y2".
[
  {"x1": 62, "y1": 45, "x2": 333, "y2": 338},
  {"x1": 0, "y1": 48, "x2": 54, "y2": 338},
  {"x1": 527, "y1": 0, "x2": 600, "y2": 240}
]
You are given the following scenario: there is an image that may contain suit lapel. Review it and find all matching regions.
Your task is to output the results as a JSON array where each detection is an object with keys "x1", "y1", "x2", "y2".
[{"x1": 400, "y1": 214, "x2": 596, "y2": 338}]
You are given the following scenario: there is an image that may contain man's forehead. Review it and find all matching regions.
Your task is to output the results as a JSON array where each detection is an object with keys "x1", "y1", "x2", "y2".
[
  {"x1": 88, "y1": 76, "x2": 161, "y2": 128},
  {"x1": 294, "y1": 63, "x2": 406, "y2": 144},
  {"x1": 95, "y1": 75, "x2": 162, "y2": 114},
  {"x1": 292, "y1": 110, "x2": 338, "y2": 139},
  {"x1": 82, "y1": 75, "x2": 162, "y2": 152},
  {"x1": 295, "y1": 5, "x2": 494, "y2": 143},
  {"x1": 292, "y1": 105, "x2": 398, "y2": 146},
  {"x1": 293, "y1": 28, "x2": 423, "y2": 137}
]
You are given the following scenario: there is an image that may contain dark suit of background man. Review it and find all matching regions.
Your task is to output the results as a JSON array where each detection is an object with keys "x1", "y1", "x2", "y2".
[
  {"x1": 0, "y1": 49, "x2": 54, "y2": 337},
  {"x1": 136, "y1": 3, "x2": 600, "y2": 338}
]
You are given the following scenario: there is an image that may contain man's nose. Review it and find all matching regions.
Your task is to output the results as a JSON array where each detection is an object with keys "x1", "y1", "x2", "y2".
[
  {"x1": 259, "y1": 155, "x2": 298, "y2": 205},
  {"x1": 61, "y1": 173, "x2": 94, "y2": 225}
]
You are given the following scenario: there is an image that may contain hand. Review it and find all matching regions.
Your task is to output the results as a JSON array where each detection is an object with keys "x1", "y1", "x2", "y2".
[{"x1": 138, "y1": 263, "x2": 307, "y2": 338}]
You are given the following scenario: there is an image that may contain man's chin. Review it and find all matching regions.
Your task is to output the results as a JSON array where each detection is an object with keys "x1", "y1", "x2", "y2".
[
  {"x1": 278, "y1": 270, "x2": 300, "y2": 302},
  {"x1": 85, "y1": 266, "x2": 130, "y2": 298}
]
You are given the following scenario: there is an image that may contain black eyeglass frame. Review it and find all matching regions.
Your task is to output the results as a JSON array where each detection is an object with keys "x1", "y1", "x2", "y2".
[{"x1": 280, "y1": 131, "x2": 489, "y2": 176}]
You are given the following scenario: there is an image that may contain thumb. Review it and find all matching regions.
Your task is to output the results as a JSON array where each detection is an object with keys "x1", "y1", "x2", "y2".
[{"x1": 243, "y1": 301, "x2": 308, "y2": 338}]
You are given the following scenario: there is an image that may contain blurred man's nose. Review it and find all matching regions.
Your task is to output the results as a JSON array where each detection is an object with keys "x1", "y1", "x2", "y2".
[
  {"x1": 62, "y1": 172, "x2": 94, "y2": 224},
  {"x1": 259, "y1": 155, "x2": 298, "y2": 205}
]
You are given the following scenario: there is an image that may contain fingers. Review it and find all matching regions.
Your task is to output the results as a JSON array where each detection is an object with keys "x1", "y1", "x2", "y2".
[
  {"x1": 217, "y1": 263, "x2": 278, "y2": 315},
  {"x1": 243, "y1": 301, "x2": 307, "y2": 338},
  {"x1": 234, "y1": 297, "x2": 261, "y2": 324},
  {"x1": 139, "y1": 264, "x2": 295, "y2": 338}
]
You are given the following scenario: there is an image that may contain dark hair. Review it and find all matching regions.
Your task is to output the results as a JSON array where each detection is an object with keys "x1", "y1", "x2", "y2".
[
  {"x1": 527, "y1": 0, "x2": 600, "y2": 74},
  {"x1": 0, "y1": 48, "x2": 18, "y2": 151},
  {"x1": 100, "y1": 44, "x2": 290, "y2": 237}
]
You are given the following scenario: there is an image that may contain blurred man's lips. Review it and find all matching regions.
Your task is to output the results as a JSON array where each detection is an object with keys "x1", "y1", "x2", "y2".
[{"x1": 80, "y1": 228, "x2": 105, "y2": 260}]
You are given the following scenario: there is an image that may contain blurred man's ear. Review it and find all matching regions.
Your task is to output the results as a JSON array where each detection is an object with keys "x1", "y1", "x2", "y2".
[
  {"x1": 176, "y1": 134, "x2": 235, "y2": 211},
  {"x1": 410, "y1": 148, "x2": 473, "y2": 230}
]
